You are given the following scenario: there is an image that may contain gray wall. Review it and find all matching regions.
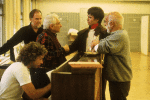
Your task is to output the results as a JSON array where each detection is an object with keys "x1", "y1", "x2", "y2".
[
  {"x1": 52, "y1": 12, "x2": 80, "y2": 46},
  {"x1": 123, "y1": 14, "x2": 141, "y2": 52},
  {"x1": 123, "y1": 14, "x2": 150, "y2": 52}
]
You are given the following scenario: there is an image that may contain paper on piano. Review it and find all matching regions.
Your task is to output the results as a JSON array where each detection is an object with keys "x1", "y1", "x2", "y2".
[
  {"x1": 46, "y1": 69, "x2": 55, "y2": 81},
  {"x1": 68, "y1": 28, "x2": 78, "y2": 35},
  {"x1": 68, "y1": 62, "x2": 103, "y2": 68}
]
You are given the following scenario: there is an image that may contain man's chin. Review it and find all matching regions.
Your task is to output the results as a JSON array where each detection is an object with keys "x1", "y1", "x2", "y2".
[
  {"x1": 36, "y1": 25, "x2": 42, "y2": 29},
  {"x1": 33, "y1": 25, "x2": 41, "y2": 29},
  {"x1": 107, "y1": 30, "x2": 111, "y2": 34},
  {"x1": 34, "y1": 65, "x2": 40, "y2": 68}
]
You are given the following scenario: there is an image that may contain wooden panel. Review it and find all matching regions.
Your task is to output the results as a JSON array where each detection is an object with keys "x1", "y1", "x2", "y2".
[
  {"x1": 51, "y1": 53, "x2": 103, "y2": 100},
  {"x1": 95, "y1": 68, "x2": 102, "y2": 100},
  {"x1": 69, "y1": 62, "x2": 102, "y2": 68},
  {"x1": 51, "y1": 73, "x2": 95, "y2": 100}
]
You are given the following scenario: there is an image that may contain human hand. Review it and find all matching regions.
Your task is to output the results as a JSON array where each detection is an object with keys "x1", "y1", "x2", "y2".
[
  {"x1": 91, "y1": 48, "x2": 96, "y2": 52},
  {"x1": 63, "y1": 44, "x2": 70, "y2": 52},
  {"x1": 91, "y1": 39, "x2": 99, "y2": 50}
]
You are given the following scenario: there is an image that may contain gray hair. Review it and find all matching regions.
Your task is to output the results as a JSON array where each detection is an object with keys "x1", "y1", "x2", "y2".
[
  {"x1": 109, "y1": 12, "x2": 124, "y2": 27},
  {"x1": 43, "y1": 13, "x2": 59, "y2": 29}
]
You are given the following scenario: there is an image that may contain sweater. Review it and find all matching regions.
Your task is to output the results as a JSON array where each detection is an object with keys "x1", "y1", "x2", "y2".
[{"x1": 97, "y1": 30, "x2": 132, "y2": 82}]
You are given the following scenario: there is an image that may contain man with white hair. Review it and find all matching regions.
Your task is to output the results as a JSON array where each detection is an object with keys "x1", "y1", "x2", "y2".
[
  {"x1": 91, "y1": 12, "x2": 132, "y2": 100},
  {"x1": 36, "y1": 13, "x2": 66, "y2": 71}
]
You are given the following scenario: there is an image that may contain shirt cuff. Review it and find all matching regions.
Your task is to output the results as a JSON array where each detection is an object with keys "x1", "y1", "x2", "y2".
[{"x1": 94, "y1": 44, "x2": 99, "y2": 52}]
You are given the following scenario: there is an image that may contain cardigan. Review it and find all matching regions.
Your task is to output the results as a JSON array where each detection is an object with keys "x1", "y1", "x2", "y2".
[
  {"x1": 97, "y1": 30, "x2": 132, "y2": 82},
  {"x1": 36, "y1": 29, "x2": 66, "y2": 71}
]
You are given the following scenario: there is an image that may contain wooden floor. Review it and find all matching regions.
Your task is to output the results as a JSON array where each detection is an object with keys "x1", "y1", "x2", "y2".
[{"x1": 105, "y1": 52, "x2": 150, "y2": 100}]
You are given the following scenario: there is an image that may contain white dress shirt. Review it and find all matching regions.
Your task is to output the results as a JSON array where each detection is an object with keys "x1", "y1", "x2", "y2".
[{"x1": 86, "y1": 29, "x2": 99, "y2": 52}]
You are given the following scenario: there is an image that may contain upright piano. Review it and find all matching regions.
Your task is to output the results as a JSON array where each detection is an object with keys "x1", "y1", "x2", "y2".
[{"x1": 51, "y1": 52, "x2": 104, "y2": 100}]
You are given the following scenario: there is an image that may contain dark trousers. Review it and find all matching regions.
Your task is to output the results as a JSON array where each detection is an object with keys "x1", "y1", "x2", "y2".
[
  {"x1": 23, "y1": 68, "x2": 51, "y2": 100},
  {"x1": 102, "y1": 74, "x2": 131, "y2": 100},
  {"x1": 109, "y1": 81, "x2": 130, "y2": 100}
]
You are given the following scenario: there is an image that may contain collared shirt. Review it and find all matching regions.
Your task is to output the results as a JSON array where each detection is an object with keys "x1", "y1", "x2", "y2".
[{"x1": 86, "y1": 29, "x2": 99, "y2": 52}]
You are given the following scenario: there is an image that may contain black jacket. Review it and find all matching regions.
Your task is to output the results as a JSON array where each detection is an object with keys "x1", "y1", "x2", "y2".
[
  {"x1": 68, "y1": 25, "x2": 108, "y2": 55},
  {"x1": 0, "y1": 23, "x2": 43, "y2": 61}
]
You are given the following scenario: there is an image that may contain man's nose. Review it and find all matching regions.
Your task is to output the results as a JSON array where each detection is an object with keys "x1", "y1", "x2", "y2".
[{"x1": 38, "y1": 19, "x2": 42, "y2": 22}]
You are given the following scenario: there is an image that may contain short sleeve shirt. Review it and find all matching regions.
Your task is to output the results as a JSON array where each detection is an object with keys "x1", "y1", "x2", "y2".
[{"x1": 0, "y1": 62, "x2": 31, "y2": 100}]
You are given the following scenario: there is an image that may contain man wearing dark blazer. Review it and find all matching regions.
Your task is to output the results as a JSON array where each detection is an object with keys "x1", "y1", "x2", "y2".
[{"x1": 64, "y1": 7, "x2": 108, "y2": 56}]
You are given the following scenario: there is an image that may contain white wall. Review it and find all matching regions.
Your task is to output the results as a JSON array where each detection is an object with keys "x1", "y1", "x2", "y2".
[
  {"x1": 36, "y1": 1, "x2": 150, "y2": 18},
  {"x1": 141, "y1": 16, "x2": 149, "y2": 55}
]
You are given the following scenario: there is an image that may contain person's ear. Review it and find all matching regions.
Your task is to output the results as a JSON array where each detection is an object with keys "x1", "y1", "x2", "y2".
[
  {"x1": 95, "y1": 19, "x2": 99, "y2": 23},
  {"x1": 49, "y1": 24, "x2": 54, "y2": 29},
  {"x1": 30, "y1": 18, "x2": 32, "y2": 22},
  {"x1": 110, "y1": 21, "x2": 114, "y2": 27}
]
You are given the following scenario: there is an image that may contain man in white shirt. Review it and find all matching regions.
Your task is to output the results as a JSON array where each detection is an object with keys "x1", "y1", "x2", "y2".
[{"x1": 0, "y1": 42, "x2": 51, "y2": 100}]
